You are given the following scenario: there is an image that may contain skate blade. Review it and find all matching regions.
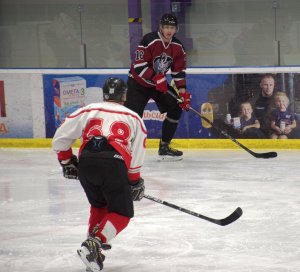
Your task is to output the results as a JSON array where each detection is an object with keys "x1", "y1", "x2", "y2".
[
  {"x1": 157, "y1": 155, "x2": 183, "y2": 162},
  {"x1": 77, "y1": 247, "x2": 101, "y2": 272}
]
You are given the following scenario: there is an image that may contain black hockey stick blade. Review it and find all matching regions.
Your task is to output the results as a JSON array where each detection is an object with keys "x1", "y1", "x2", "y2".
[
  {"x1": 166, "y1": 89, "x2": 278, "y2": 159},
  {"x1": 144, "y1": 194, "x2": 243, "y2": 226},
  {"x1": 222, "y1": 128, "x2": 278, "y2": 159},
  {"x1": 213, "y1": 124, "x2": 278, "y2": 159},
  {"x1": 218, "y1": 207, "x2": 243, "y2": 226},
  {"x1": 248, "y1": 150, "x2": 277, "y2": 159}
]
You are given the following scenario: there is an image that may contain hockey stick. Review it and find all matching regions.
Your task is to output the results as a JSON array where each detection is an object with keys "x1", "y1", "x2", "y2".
[
  {"x1": 144, "y1": 194, "x2": 242, "y2": 226},
  {"x1": 167, "y1": 90, "x2": 277, "y2": 159}
]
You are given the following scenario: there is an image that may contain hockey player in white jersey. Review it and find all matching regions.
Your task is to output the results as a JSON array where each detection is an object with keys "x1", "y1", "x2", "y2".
[{"x1": 52, "y1": 77, "x2": 147, "y2": 272}]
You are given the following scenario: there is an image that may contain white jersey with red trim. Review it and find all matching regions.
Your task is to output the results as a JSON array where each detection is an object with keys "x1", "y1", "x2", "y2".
[{"x1": 52, "y1": 101, "x2": 147, "y2": 181}]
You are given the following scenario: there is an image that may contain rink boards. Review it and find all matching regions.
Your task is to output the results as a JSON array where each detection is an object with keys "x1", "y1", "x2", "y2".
[{"x1": 1, "y1": 67, "x2": 300, "y2": 140}]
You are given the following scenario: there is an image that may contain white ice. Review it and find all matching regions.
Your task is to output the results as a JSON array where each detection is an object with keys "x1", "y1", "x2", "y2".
[{"x1": 0, "y1": 148, "x2": 300, "y2": 272}]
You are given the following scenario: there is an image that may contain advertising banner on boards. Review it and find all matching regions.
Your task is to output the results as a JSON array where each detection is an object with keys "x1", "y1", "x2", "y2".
[
  {"x1": 0, "y1": 74, "x2": 36, "y2": 138},
  {"x1": 43, "y1": 73, "x2": 300, "y2": 139},
  {"x1": 43, "y1": 73, "x2": 228, "y2": 138}
]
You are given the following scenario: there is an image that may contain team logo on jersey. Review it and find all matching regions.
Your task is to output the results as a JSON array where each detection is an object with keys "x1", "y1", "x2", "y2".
[
  {"x1": 86, "y1": 124, "x2": 102, "y2": 138},
  {"x1": 153, "y1": 53, "x2": 173, "y2": 74}
]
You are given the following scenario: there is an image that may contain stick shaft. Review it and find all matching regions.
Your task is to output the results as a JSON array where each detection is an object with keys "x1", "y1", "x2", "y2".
[{"x1": 143, "y1": 194, "x2": 242, "y2": 226}]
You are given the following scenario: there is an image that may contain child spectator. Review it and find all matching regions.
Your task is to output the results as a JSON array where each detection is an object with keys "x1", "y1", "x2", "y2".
[
  {"x1": 237, "y1": 102, "x2": 265, "y2": 138},
  {"x1": 270, "y1": 92, "x2": 297, "y2": 139}
]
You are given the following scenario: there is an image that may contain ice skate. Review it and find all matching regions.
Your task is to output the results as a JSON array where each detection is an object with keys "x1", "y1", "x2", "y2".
[
  {"x1": 77, "y1": 226, "x2": 111, "y2": 272},
  {"x1": 158, "y1": 141, "x2": 183, "y2": 161}
]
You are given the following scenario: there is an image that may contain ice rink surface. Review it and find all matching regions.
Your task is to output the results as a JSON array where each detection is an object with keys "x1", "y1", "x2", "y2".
[{"x1": 0, "y1": 148, "x2": 299, "y2": 272}]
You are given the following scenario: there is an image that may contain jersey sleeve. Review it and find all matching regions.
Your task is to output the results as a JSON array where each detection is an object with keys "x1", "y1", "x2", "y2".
[
  {"x1": 128, "y1": 117, "x2": 147, "y2": 182},
  {"x1": 52, "y1": 108, "x2": 85, "y2": 161},
  {"x1": 171, "y1": 42, "x2": 187, "y2": 89},
  {"x1": 131, "y1": 35, "x2": 156, "y2": 81}
]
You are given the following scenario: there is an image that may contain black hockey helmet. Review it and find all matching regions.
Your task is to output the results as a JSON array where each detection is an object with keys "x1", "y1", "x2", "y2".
[
  {"x1": 160, "y1": 13, "x2": 178, "y2": 28},
  {"x1": 103, "y1": 77, "x2": 127, "y2": 102}
]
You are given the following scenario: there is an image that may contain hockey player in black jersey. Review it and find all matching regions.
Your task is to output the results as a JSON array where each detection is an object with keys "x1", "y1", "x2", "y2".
[{"x1": 125, "y1": 13, "x2": 191, "y2": 161}]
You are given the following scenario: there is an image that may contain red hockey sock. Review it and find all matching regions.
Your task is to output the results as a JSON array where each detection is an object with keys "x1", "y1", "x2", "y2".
[
  {"x1": 95, "y1": 212, "x2": 130, "y2": 243},
  {"x1": 88, "y1": 206, "x2": 108, "y2": 235}
]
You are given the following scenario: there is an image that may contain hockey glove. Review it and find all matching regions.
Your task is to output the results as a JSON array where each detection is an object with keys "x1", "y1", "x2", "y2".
[
  {"x1": 130, "y1": 178, "x2": 145, "y2": 201},
  {"x1": 153, "y1": 74, "x2": 167, "y2": 94},
  {"x1": 59, "y1": 155, "x2": 79, "y2": 180},
  {"x1": 179, "y1": 91, "x2": 191, "y2": 111}
]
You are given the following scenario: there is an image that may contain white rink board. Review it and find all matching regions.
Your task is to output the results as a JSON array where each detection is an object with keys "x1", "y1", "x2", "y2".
[{"x1": 1, "y1": 67, "x2": 300, "y2": 138}]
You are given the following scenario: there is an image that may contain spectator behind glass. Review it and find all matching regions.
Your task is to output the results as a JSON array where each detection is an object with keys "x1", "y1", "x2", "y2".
[
  {"x1": 253, "y1": 74, "x2": 276, "y2": 137},
  {"x1": 237, "y1": 102, "x2": 265, "y2": 138},
  {"x1": 270, "y1": 92, "x2": 297, "y2": 139}
]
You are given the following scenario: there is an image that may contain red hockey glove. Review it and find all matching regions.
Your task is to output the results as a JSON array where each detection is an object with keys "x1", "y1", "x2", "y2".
[
  {"x1": 153, "y1": 74, "x2": 167, "y2": 94},
  {"x1": 179, "y1": 91, "x2": 191, "y2": 111}
]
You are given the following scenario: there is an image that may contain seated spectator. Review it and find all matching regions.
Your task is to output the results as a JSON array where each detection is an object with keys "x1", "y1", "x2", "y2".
[
  {"x1": 270, "y1": 92, "x2": 297, "y2": 139},
  {"x1": 228, "y1": 74, "x2": 276, "y2": 138},
  {"x1": 237, "y1": 102, "x2": 266, "y2": 138},
  {"x1": 214, "y1": 102, "x2": 265, "y2": 139}
]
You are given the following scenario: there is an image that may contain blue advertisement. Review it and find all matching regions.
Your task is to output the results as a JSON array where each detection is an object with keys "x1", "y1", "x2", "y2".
[
  {"x1": 43, "y1": 74, "x2": 127, "y2": 137},
  {"x1": 43, "y1": 73, "x2": 229, "y2": 138},
  {"x1": 43, "y1": 72, "x2": 300, "y2": 139}
]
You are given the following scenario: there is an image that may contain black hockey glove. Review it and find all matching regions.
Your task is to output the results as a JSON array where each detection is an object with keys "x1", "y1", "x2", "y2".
[
  {"x1": 130, "y1": 178, "x2": 145, "y2": 201},
  {"x1": 59, "y1": 155, "x2": 79, "y2": 180}
]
